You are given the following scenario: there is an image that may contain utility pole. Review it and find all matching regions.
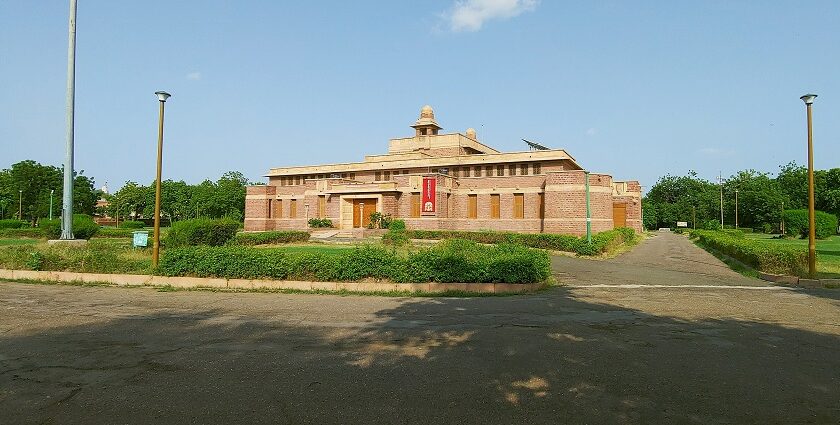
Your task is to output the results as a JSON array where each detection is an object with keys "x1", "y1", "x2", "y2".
[
  {"x1": 584, "y1": 171, "x2": 591, "y2": 243},
  {"x1": 692, "y1": 206, "x2": 696, "y2": 230},
  {"x1": 718, "y1": 172, "x2": 724, "y2": 227},
  {"x1": 735, "y1": 189, "x2": 739, "y2": 229},
  {"x1": 60, "y1": 0, "x2": 78, "y2": 240},
  {"x1": 801, "y1": 94, "x2": 818, "y2": 277}
]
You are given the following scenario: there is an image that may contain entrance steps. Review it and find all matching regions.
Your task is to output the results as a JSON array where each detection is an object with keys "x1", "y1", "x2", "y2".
[{"x1": 310, "y1": 230, "x2": 340, "y2": 239}]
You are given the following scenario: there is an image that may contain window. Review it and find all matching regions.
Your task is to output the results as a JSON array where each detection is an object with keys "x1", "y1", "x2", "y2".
[
  {"x1": 538, "y1": 193, "x2": 545, "y2": 219},
  {"x1": 497, "y1": 165, "x2": 505, "y2": 176},
  {"x1": 289, "y1": 199, "x2": 297, "y2": 218},
  {"x1": 453, "y1": 168, "x2": 459, "y2": 178},
  {"x1": 280, "y1": 177, "x2": 286, "y2": 186},
  {"x1": 490, "y1": 194, "x2": 500, "y2": 219},
  {"x1": 513, "y1": 194, "x2": 524, "y2": 219},
  {"x1": 485, "y1": 166, "x2": 493, "y2": 177},
  {"x1": 295, "y1": 176, "x2": 301, "y2": 185},
  {"x1": 468, "y1": 194, "x2": 478, "y2": 218},
  {"x1": 533, "y1": 163, "x2": 541, "y2": 174},
  {"x1": 411, "y1": 193, "x2": 421, "y2": 217},
  {"x1": 521, "y1": 164, "x2": 529, "y2": 176},
  {"x1": 474, "y1": 166, "x2": 482, "y2": 177},
  {"x1": 384, "y1": 171, "x2": 391, "y2": 181},
  {"x1": 375, "y1": 171, "x2": 381, "y2": 181},
  {"x1": 318, "y1": 195, "x2": 326, "y2": 219},
  {"x1": 341, "y1": 173, "x2": 347, "y2": 178},
  {"x1": 349, "y1": 173, "x2": 356, "y2": 180},
  {"x1": 509, "y1": 164, "x2": 516, "y2": 176}
]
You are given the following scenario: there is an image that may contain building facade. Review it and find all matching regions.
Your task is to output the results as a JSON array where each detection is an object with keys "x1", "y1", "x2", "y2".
[{"x1": 245, "y1": 106, "x2": 641, "y2": 235}]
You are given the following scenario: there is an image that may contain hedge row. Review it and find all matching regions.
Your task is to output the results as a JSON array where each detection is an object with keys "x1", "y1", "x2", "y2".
[
  {"x1": 690, "y1": 230, "x2": 808, "y2": 276},
  {"x1": 158, "y1": 239, "x2": 551, "y2": 284},
  {"x1": 0, "y1": 228, "x2": 44, "y2": 238},
  {"x1": 164, "y1": 218, "x2": 240, "y2": 247},
  {"x1": 404, "y1": 228, "x2": 636, "y2": 256},
  {"x1": 231, "y1": 231, "x2": 310, "y2": 246},
  {"x1": 97, "y1": 228, "x2": 140, "y2": 238},
  {"x1": 0, "y1": 219, "x2": 28, "y2": 230}
]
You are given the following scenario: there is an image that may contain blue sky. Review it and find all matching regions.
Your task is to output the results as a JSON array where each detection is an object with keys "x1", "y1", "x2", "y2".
[{"x1": 2, "y1": 1, "x2": 838, "y2": 193}]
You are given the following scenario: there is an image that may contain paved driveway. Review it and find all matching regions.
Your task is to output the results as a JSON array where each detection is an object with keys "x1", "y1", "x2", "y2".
[
  {"x1": 552, "y1": 232, "x2": 763, "y2": 287},
  {"x1": 1, "y1": 234, "x2": 839, "y2": 424}
]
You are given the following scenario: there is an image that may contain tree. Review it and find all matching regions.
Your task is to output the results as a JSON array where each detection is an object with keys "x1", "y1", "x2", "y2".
[{"x1": 0, "y1": 160, "x2": 96, "y2": 223}]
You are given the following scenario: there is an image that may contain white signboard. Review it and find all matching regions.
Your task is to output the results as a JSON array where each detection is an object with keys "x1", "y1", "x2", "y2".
[{"x1": 676, "y1": 221, "x2": 688, "y2": 228}]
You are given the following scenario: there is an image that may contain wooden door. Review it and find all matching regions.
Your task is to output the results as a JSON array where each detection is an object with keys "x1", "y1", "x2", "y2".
[
  {"x1": 490, "y1": 194, "x2": 500, "y2": 219},
  {"x1": 352, "y1": 199, "x2": 377, "y2": 228},
  {"x1": 363, "y1": 201, "x2": 376, "y2": 228},
  {"x1": 513, "y1": 193, "x2": 524, "y2": 219},
  {"x1": 613, "y1": 203, "x2": 627, "y2": 228}
]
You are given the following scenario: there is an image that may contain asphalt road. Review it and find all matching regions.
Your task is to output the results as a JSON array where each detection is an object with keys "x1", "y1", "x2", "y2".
[{"x1": 1, "y1": 233, "x2": 839, "y2": 424}]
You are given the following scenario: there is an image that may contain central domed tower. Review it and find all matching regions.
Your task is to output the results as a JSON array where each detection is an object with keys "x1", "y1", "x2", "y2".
[{"x1": 411, "y1": 105, "x2": 442, "y2": 136}]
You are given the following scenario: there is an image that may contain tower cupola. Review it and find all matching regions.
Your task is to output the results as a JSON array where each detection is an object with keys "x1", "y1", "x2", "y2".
[{"x1": 411, "y1": 105, "x2": 442, "y2": 136}]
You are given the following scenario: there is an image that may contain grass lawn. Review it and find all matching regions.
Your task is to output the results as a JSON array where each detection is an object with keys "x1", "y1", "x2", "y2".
[
  {"x1": 745, "y1": 233, "x2": 840, "y2": 278},
  {"x1": 0, "y1": 238, "x2": 40, "y2": 247}
]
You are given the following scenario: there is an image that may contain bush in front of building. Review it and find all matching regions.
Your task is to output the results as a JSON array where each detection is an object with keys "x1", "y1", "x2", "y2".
[
  {"x1": 118, "y1": 220, "x2": 146, "y2": 229},
  {"x1": 164, "y1": 218, "x2": 239, "y2": 247},
  {"x1": 157, "y1": 239, "x2": 550, "y2": 284},
  {"x1": 231, "y1": 231, "x2": 311, "y2": 246},
  {"x1": 40, "y1": 214, "x2": 100, "y2": 240},
  {"x1": 0, "y1": 219, "x2": 28, "y2": 229},
  {"x1": 308, "y1": 218, "x2": 333, "y2": 228},
  {"x1": 382, "y1": 220, "x2": 409, "y2": 246},
  {"x1": 690, "y1": 229, "x2": 808, "y2": 276},
  {"x1": 782, "y1": 209, "x2": 838, "y2": 239}
]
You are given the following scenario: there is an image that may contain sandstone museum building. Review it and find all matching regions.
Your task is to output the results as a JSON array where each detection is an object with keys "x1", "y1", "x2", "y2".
[{"x1": 245, "y1": 106, "x2": 641, "y2": 235}]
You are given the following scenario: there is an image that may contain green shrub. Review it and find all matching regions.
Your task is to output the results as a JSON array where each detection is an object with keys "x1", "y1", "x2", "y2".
[
  {"x1": 783, "y1": 209, "x2": 838, "y2": 239},
  {"x1": 382, "y1": 220, "x2": 408, "y2": 246},
  {"x1": 231, "y1": 230, "x2": 310, "y2": 246},
  {"x1": 0, "y1": 219, "x2": 28, "y2": 229},
  {"x1": 164, "y1": 218, "x2": 240, "y2": 247},
  {"x1": 703, "y1": 220, "x2": 722, "y2": 231},
  {"x1": 307, "y1": 218, "x2": 333, "y2": 228},
  {"x1": 158, "y1": 239, "x2": 550, "y2": 284},
  {"x1": 39, "y1": 214, "x2": 100, "y2": 240},
  {"x1": 690, "y1": 230, "x2": 808, "y2": 276},
  {"x1": 118, "y1": 220, "x2": 145, "y2": 229},
  {"x1": 0, "y1": 227, "x2": 44, "y2": 238},
  {"x1": 96, "y1": 228, "x2": 137, "y2": 238},
  {"x1": 367, "y1": 212, "x2": 393, "y2": 229}
]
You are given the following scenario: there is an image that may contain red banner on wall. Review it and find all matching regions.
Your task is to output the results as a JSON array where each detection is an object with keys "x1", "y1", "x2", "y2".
[{"x1": 421, "y1": 177, "x2": 436, "y2": 214}]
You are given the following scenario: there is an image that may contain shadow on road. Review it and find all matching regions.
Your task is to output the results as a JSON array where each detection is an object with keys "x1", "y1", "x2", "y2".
[{"x1": 1, "y1": 288, "x2": 839, "y2": 424}]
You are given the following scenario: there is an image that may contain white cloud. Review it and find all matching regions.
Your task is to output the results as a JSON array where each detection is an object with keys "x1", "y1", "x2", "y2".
[
  {"x1": 444, "y1": 0, "x2": 538, "y2": 32},
  {"x1": 186, "y1": 72, "x2": 202, "y2": 81},
  {"x1": 585, "y1": 127, "x2": 597, "y2": 137}
]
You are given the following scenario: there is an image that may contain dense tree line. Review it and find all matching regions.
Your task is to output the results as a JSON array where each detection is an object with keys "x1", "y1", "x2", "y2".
[
  {"x1": 644, "y1": 162, "x2": 840, "y2": 231},
  {"x1": 104, "y1": 171, "x2": 250, "y2": 222},
  {"x1": 0, "y1": 160, "x2": 98, "y2": 222},
  {"x1": 0, "y1": 160, "x2": 252, "y2": 224}
]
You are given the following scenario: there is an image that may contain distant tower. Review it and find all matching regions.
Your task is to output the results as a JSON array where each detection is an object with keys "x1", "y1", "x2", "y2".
[
  {"x1": 100, "y1": 182, "x2": 109, "y2": 195},
  {"x1": 411, "y1": 105, "x2": 442, "y2": 136},
  {"x1": 465, "y1": 128, "x2": 477, "y2": 140}
]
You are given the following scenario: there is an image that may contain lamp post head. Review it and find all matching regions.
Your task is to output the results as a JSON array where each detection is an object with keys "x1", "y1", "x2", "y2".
[
  {"x1": 51, "y1": 189, "x2": 55, "y2": 194},
  {"x1": 800, "y1": 94, "x2": 817, "y2": 105},
  {"x1": 155, "y1": 91, "x2": 171, "y2": 102}
]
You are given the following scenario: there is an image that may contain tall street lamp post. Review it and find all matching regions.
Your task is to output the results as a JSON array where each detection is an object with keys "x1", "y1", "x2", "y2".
[
  {"x1": 152, "y1": 91, "x2": 171, "y2": 267},
  {"x1": 49, "y1": 189, "x2": 55, "y2": 220},
  {"x1": 584, "y1": 171, "x2": 592, "y2": 243},
  {"x1": 60, "y1": 0, "x2": 78, "y2": 240},
  {"x1": 801, "y1": 93, "x2": 817, "y2": 277},
  {"x1": 735, "y1": 189, "x2": 739, "y2": 229},
  {"x1": 18, "y1": 190, "x2": 23, "y2": 220},
  {"x1": 718, "y1": 173, "x2": 724, "y2": 227}
]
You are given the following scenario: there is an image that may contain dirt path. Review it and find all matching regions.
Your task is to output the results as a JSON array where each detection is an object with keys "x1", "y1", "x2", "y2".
[{"x1": 552, "y1": 231, "x2": 764, "y2": 287}]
